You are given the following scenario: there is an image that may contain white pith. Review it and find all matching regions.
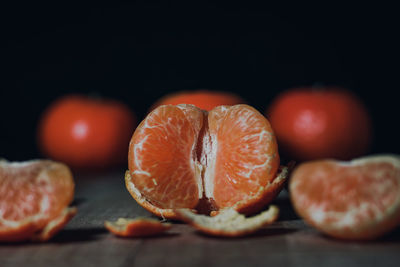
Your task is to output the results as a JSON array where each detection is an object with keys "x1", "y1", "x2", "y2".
[
  {"x1": 196, "y1": 127, "x2": 217, "y2": 200},
  {"x1": 190, "y1": 136, "x2": 206, "y2": 200}
]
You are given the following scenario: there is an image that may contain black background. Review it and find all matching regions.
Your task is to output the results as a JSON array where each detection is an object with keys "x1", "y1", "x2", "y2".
[{"x1": 1, "y1": 1, "x2": 399, "y2": 162}]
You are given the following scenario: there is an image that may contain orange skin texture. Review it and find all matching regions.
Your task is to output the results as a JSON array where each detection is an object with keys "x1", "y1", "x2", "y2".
[
  {"x1": 38, "y1": 95, "x2": 136, "y2": 170},
  {"x1": 150, "y1": 90, "x2": 246, "y2": 111},
  {"x1": 267, "y1": 88, "x2": 372, "y2": 161}
]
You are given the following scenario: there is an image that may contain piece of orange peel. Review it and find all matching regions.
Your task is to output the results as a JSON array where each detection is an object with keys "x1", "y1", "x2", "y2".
[
  {"x1": 175, "y1": 205, "x2": 279, "y2": 237},
  {"x1": 105, "y1": 217, "x2": 172, "y2": 237},
  {"x1": 125, "y1": 164, "x2": 291, "y2": 220},
  {"x1": 32, "y1": 207, "x2": 77, "y2": 241}
]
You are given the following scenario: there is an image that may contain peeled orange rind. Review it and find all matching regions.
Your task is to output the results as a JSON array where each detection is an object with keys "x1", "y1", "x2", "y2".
[
  {"x1": 126, "y1": 165, "x2": 289, "y2": 220},
  {"x1": 105, "y1": 217, "x2": 172, "y2": 237},
  {"x1": 175, "y1": 205, "x2": 279, "y2": 237},
  {"x1": 290, "y1": 154, "x2": 400, "y2": 240},
  {"x1": 125, "y1": 171, "x2": 180, "y2": 220},
  {"x1": 32, "y1": 207, "x2": 77, "y2": 242},
  {"x1": 0, "y1": 159, "x2": 76, "y2": 242},
  {"x1": 230, "y1": 165, "x2": 290, "y2": 215}
]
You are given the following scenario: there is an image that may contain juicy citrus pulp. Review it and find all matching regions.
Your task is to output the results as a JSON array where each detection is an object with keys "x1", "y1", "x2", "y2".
[
  {"x1": 0, "y1": 159, "x2": 76, "y2": 242},
  {"x1": 127, "y1": 104, "x2": 285, "y2": 219},
  {"x1": 289, "y1": 155, "x2": 400, "y2": 240}
]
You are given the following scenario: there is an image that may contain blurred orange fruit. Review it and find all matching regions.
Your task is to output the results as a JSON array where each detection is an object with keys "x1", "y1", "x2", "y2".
[
  {"x1": 38, "y1": 94, "x2": 136, "y2": 170},
  {"x1": 150, "y1": 90, "x2": 246, "y2": 111},
  {"x1": 126, "y1": 104, "x2": 288, "y2": 220},
  {"x1": 267, "y1": 87, "x2": 372, "y2": 161},
  {"x1": 0, "y1": 159, "x2": 76, "y2": 242},
  {"x1": 289, "y1": 155, "x2": 400, "y2": 240}
]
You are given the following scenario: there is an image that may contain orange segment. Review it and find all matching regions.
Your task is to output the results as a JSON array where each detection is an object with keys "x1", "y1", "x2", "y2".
[
  {"x1": 209, "y1": 105, "x2": 280, "y2": 208},
  {"x1": 290, "y1": 155, "x2": 400, "y2": 240},
  {"x1": 0, "y1": 159, "x2": 75, "y2": 242},
  {"x1": 128, "y1": 105, "x2": 204, "y2": 209}
]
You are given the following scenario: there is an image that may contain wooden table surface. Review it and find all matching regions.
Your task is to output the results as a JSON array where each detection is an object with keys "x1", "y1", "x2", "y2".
[{"x1": 1, "y1": 170, "x2": 400, "y2": 267}]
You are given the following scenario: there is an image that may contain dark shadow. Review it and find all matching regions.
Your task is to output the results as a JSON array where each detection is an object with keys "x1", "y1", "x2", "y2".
[
  {"x1": 368, "y1": 226, "x2": 400, "y2": 244},
  {"x1": 165, "y1": 219, "x2": 185, "y2": 224},
  {"x1": 70, "y1": 197, "x2": 87, "y2": 207},
  {"x1": 309, "y1": 226, "x2": 400, "y2": 244},
  {"x1": 50, "y1": 227, "x2": 108, "y2": 243},
  {"x1": 195, "y1": 226, "x2": 299, "y2": 240},
  {"x1": 271, "y1": 197, "x2": 299, "y2": 221},
  {"x1": 0, "y1": 228, "x2": 107, "y2": 246},
  {"x1": 113, "y1": 232, "x2": 180, "y2": 240},
  {"x1": 73, "y1": 169, "x2": 126, "y2": 180},
  {"x1": 253, "y1": 227, "x2": 299, "y2": 237}
]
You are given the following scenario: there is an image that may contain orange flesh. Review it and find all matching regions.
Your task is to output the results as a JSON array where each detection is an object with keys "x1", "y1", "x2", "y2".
[
  {"x1": 0, "y1": 161, "x2": 74, "y2": 229},
  {"x1": 290, "y1": 156, "x2": 400, "y2": 240},
  {"x1": 0, "y1": 165, "x2": 45, "y2": 221},
  {"x1": 294, "y1": 161, "x2": 399, "y2": 219},
  {"x1": 210, "y1": 106, "x2": 279, "y2": 207},
  {"x1": 128, "y1": 104, "x2": 279, "y2": 214},
  {"x1": 129, "y1": 105, "x2": 203, "y2": 209},
  {"x1": 0, "y1": 160, "x2": 75, "y2": 242}
]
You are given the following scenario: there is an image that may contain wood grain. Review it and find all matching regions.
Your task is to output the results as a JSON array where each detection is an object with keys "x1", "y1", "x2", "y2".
[{"x1": 1, "y1": 170, "x2": 400, "y2": 267}]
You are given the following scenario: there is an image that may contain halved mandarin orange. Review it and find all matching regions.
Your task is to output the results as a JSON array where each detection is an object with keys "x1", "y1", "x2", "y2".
[
  {"x1": 126, "y1": 104, "x2": 288, "y2": 220},
  {"x1": 290, "y1": 155, "x2": 400, "y2": 240},
  {"x1": 0, "y1": 159, "x2": 76, "y2": 242}
]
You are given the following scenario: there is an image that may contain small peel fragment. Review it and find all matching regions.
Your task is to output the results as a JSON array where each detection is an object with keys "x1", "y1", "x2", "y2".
[
  {"x1": 105, "y1": 217, "x2": 172, "y2": 237},
  {"x1": 32, "y1": 207, "x2": 77, "y2": 242},
  {"x1": 175, "y1": 205, "x2": 279, "y2": 237}
]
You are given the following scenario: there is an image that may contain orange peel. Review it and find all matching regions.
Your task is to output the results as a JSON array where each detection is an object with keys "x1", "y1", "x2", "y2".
[
  {"x1": 175, "y1": 205, "x2": 279, "y2": 237},
  {"x1": 105, "y1": 217, "x2": 172, "y2": 237}
]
